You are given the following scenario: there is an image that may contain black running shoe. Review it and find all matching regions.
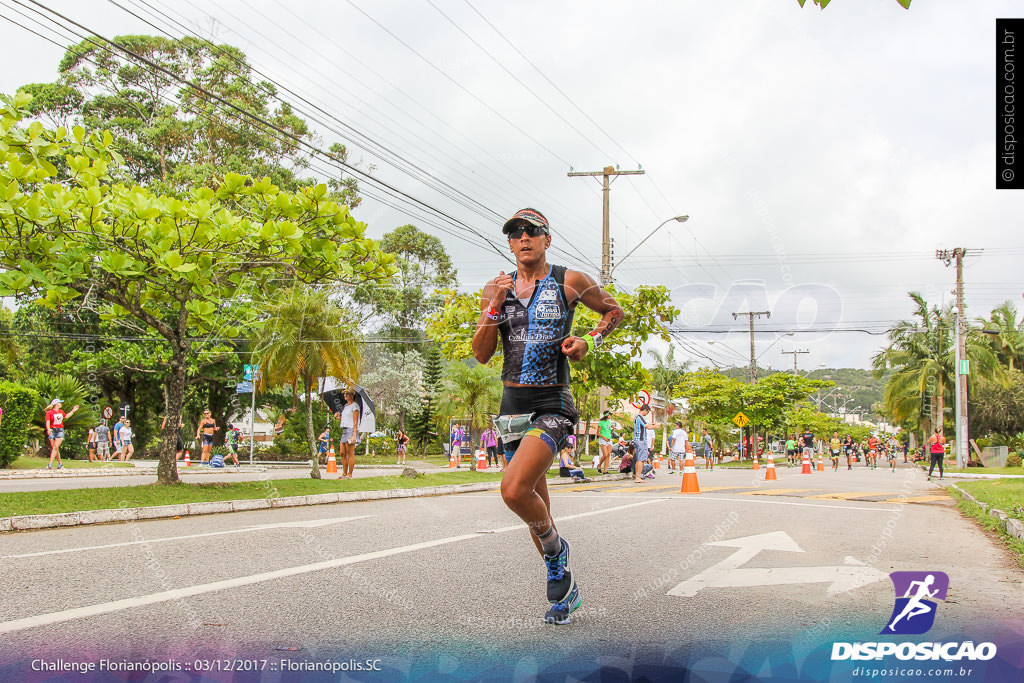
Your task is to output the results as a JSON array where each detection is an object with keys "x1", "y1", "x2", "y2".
[
  {"x1": 543, "y1": 580, "x2": 581, "y2": 625},
  {"x1": 544, "y1": 538, "x2": 573, "y2": 602}
]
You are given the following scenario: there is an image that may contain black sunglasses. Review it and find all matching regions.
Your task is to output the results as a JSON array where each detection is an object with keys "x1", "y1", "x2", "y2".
[{"x1": 505, "y1": 224, "x2": 547, "y2": 239}]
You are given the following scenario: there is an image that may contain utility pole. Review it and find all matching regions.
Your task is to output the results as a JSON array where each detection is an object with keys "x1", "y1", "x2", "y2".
[
  {"x1": 781, "y1": 349, "x2": 809, "y2": 374},
  {"x1": 937, "y1": 248, "x2": 972, "y2": 468},
  {"x1": 733, "y1": 310, "x2": 770, "y2": 462},
  {"x1": 733, "y1": 311, "x2": 771, "y2": 384},
  {"x1": 568, "y1": 165, "x2": 644, "y2": 286}
]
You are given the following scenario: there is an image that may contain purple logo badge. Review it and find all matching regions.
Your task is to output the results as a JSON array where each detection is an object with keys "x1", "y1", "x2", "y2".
[{"x1": 881, "y1": 571, "x2": 949, "y2": 635}]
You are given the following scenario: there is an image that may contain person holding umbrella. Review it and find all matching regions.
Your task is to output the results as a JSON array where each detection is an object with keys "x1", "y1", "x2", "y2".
[
  {"x1": 473, "y1": 207, "x2": 623, "y2": 625},
  {"x1": 336, "y1": 390, "x2": 360, "y2": 479}
]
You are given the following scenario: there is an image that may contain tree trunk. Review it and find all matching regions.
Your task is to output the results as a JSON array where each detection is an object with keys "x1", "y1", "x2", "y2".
[
  {"x1": 469, "y1": 412, "x2": 477, "y2": 471},
  {"x1": 156, "y1": 341, "x2": 188, "y2": 485},
  {"x1": 304, "y1": 376, "x2": 321, "y2": 479}
]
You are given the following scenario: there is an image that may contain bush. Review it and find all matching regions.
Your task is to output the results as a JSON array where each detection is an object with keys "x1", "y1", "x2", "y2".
[
  {"x1": 0, "y1": 380, "x2": 40, "y2": 468},
  {"x1": 1007, "y1": 452, "x2": 1022, "y2": 468}
]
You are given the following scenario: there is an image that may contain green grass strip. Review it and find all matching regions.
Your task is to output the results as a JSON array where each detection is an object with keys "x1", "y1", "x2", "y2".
[
  {"x1": 0, "y1": 471, "x2": 503, "y2": 518},
  {"x1": 949, "y1": 487, "x2": 1024, "y2": 569},
  {"x1": 9, "y1": 457, "x2": 133, "y2": 470},
  {"x1": 954, "y1": 480, "x2": 1024, "y2": 521}
]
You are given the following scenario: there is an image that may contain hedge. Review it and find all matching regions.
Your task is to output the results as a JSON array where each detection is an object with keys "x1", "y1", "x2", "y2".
[{"x1": 0, "y1": 380, "x2": 40, "y2": 468}]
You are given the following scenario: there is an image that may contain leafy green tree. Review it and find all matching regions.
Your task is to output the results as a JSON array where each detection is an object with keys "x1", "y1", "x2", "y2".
[
  {"x1": 439, "y1": 361, "x2": 501, "y2": 471},
  {"x1": 679, "y1": 368, "x2": 830, "y2": 450},
  {"x1": 0, "y1": 92, "x2": 394, "y2": 484},
  {"x1": 353, "y1": 225, "x2": 457, "y2": 344},
  {"x1": 971, "y1": 371, "x2": 1024, "y2": 440},
  {"x1": 19, "y1": 35, "x2": 338, "y2": 197},
  {"x1": 0, "y1": 380, "x2": 40, "y2": 467},
  {"x1": 872, "y1": 293, "x2": 1001, "y2": 445},
  {"x1": 255, "y1": 286, "x2": 362, "y2": 479},
  {"x1": 359, "y1": 347, "x2": 424, "y2": 431},
  {"x1": 0, "y1": 306, "x2": 21, "y2": 379}
]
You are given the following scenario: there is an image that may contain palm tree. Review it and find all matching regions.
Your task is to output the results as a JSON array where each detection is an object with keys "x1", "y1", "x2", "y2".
[
  {"x1": 873, "y1": 293, "x2": 952, "y2": 438},
  {"x1": 648, "y1": 346, "x2": 691, "y2": 454},
  {"x1": 874, "y1": 292, "x2": 1002, "y2": 446},
  {"x1": 255, "y1": 286, "x2": 360, "y2": 479},
  {"x1": 976, "y1": 301, "x2": 1024, "y2": 371},
  {"x1": 439, "y1": 361, "x2": 501, "y2": 471}
]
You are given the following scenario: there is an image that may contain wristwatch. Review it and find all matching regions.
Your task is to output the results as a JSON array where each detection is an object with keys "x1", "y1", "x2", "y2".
[{"x1": 589, "y1": 331, "x2": 604, "y2": 348}]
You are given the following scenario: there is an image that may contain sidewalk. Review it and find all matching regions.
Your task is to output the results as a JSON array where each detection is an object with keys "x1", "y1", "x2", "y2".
[
  {"x1": 0, "y1": 459, "x2": 452, "y2": 480},
  {"x1": 0, "y1": 472, "x2": 629, "y2": 533}
]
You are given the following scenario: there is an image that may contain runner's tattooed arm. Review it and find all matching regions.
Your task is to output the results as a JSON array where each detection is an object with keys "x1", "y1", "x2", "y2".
[{"x1": 560, "y1": 270, "x2": 624, "y2": 361}]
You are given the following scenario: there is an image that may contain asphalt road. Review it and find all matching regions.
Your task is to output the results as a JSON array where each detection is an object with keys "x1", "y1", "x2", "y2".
[{"x1": 1, "y1": 462, "x2": 1021, "y2": 681}]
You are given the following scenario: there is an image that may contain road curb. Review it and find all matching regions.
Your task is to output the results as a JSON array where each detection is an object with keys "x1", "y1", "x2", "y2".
[
  {"x1": 0, "y1": 473, "x2": 629, "y2": 533},
  {"x1": 948, "y1": 483, "x2": 1024, "y2": 542}
]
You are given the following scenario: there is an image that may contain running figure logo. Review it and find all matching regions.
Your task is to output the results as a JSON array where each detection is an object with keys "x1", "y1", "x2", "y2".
[{"x1": 881, "y1": 571, "x2": 949, "y2": 635}]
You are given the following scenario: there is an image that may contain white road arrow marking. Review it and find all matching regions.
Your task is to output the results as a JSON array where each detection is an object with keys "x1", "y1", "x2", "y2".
[
  {"x1": 666, "y1": 530, "x2": 887, "y2": 597},
  {"x1": 1, "y1": 516, "x2": 372, "y2": 560}
]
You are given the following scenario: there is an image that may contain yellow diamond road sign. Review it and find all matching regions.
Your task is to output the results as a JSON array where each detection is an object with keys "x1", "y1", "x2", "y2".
[{"x1": 733, "y1": 412, "x2": 749, "y2": 428}]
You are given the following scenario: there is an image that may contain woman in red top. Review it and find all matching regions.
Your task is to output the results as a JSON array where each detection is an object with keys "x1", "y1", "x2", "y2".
[
  {"x1": 45, "y1": 398, "x2": 80, "y2": 470},
  {"x1": 927, "y1": 427, "x2": 947, "y2": 480}
]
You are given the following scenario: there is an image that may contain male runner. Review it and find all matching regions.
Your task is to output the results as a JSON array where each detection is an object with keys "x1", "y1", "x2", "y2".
[
  {"x1": 829, "y1": 431, "x2": 842, "y2": 472},
  {"x1": 472, "y1": 207, "x2": 622, "y2": 625},
  {"x1": 785, "y1": 435, "x2": 797, "y2": 466},
  {"x1": 195, "y1": 409, "x2": 219, "y2": 465},
  {"x1": 843, "y1": 433, "x2": 855, "y2": 470},
  {"x1": 867, "y1": 434, "x2": 880, "y2": 469}
]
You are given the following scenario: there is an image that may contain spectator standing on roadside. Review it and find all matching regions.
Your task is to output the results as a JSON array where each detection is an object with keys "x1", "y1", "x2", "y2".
[
  {"x1": 226, "y1": 425, "x2": 241, "y2": 467},
  {"x1": 596, "y1": 412, "x2": 614, "y2": 474},
  {"x1": 480, "y1": 426, "x2": 499, "y2": 469},
  {"x1": 632, "y1": 404, "x2": 659, "y2": 483},
  {"x1": 337, "y1": 390, "x2": 360, "y2": 480},
  {"x1": 927, "y1": 427, "x2": 947, "y2": 480},
  {"x1": 701, "y1": 428, "x2": 714, "y2": 471},
  {"x1": 668, "y1": 422, "x2": 686, "y2": 473},
  {"x1": 451, "y1": 423, "x2": 465, "y2": 468},
  {"x1": 45, "y1": 399, "x2": 79, "y2": 469},
  {"x1": 87, "y1": 426, "x2": 98, "y2": 462},
  {"x1": 396, "y1": 429, "x2": 410, "y2": 466},
  {"x1": 95, "y1": 419, "x2": 111, "y2": 461},
  {"x1": 111, "y1": 415, "x2": 125, "y2": 461},
  {"x1": 119, "y1": 419, "x2": 135, "y2": 461}
]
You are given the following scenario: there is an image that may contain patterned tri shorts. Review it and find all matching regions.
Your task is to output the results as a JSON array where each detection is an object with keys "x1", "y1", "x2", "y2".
[{"x1": 499, "y1": 385, "x2": 578, "y2": 462}]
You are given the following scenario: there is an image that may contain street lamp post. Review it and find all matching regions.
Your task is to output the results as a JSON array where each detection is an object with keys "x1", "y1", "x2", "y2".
[{"x1": 608, "y1": 215, "x2": 689, "y2": 281}]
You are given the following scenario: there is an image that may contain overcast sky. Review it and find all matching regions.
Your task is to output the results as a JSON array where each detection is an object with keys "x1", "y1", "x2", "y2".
[{"x1": 1, "y1": 0, "x2": 1020, "y2": 372}]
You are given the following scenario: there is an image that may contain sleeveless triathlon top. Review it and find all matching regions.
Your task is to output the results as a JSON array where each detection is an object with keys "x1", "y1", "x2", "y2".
[{"x1": 497, "y1": 264, "x2": 577, "y2": 386}]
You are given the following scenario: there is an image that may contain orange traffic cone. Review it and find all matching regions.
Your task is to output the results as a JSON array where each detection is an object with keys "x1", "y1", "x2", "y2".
[
  {"x1": 801, "y1": 450, "x2": 813, "y2": 474},
  {"x1": 764, "y1": 453, "x2": 778, "y2": 481},
  {"x1": 752, "y1": 452, "x2": 760, "y2": 471},
  {"x1": 654, "y1": 454, "x2": 661, "y2": 470},
  {"x1": 326, "y1": 444, "x2": 338, "y2": 474},
  {"x1": 477, "y1": 449, "x2": 487, "y2": 470},
  {"x1": 183, "y1": 450, "x2": 191, "y2": 467},
  {"x1": 449, "y1": 449, "x2": 457, "y2": 468},
  {"x1": 679, "y1": 452, "x2": 701, "y2": 494},
  {"x1": 817, "y1": 453, "x2": 825, "y2": 472}
]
